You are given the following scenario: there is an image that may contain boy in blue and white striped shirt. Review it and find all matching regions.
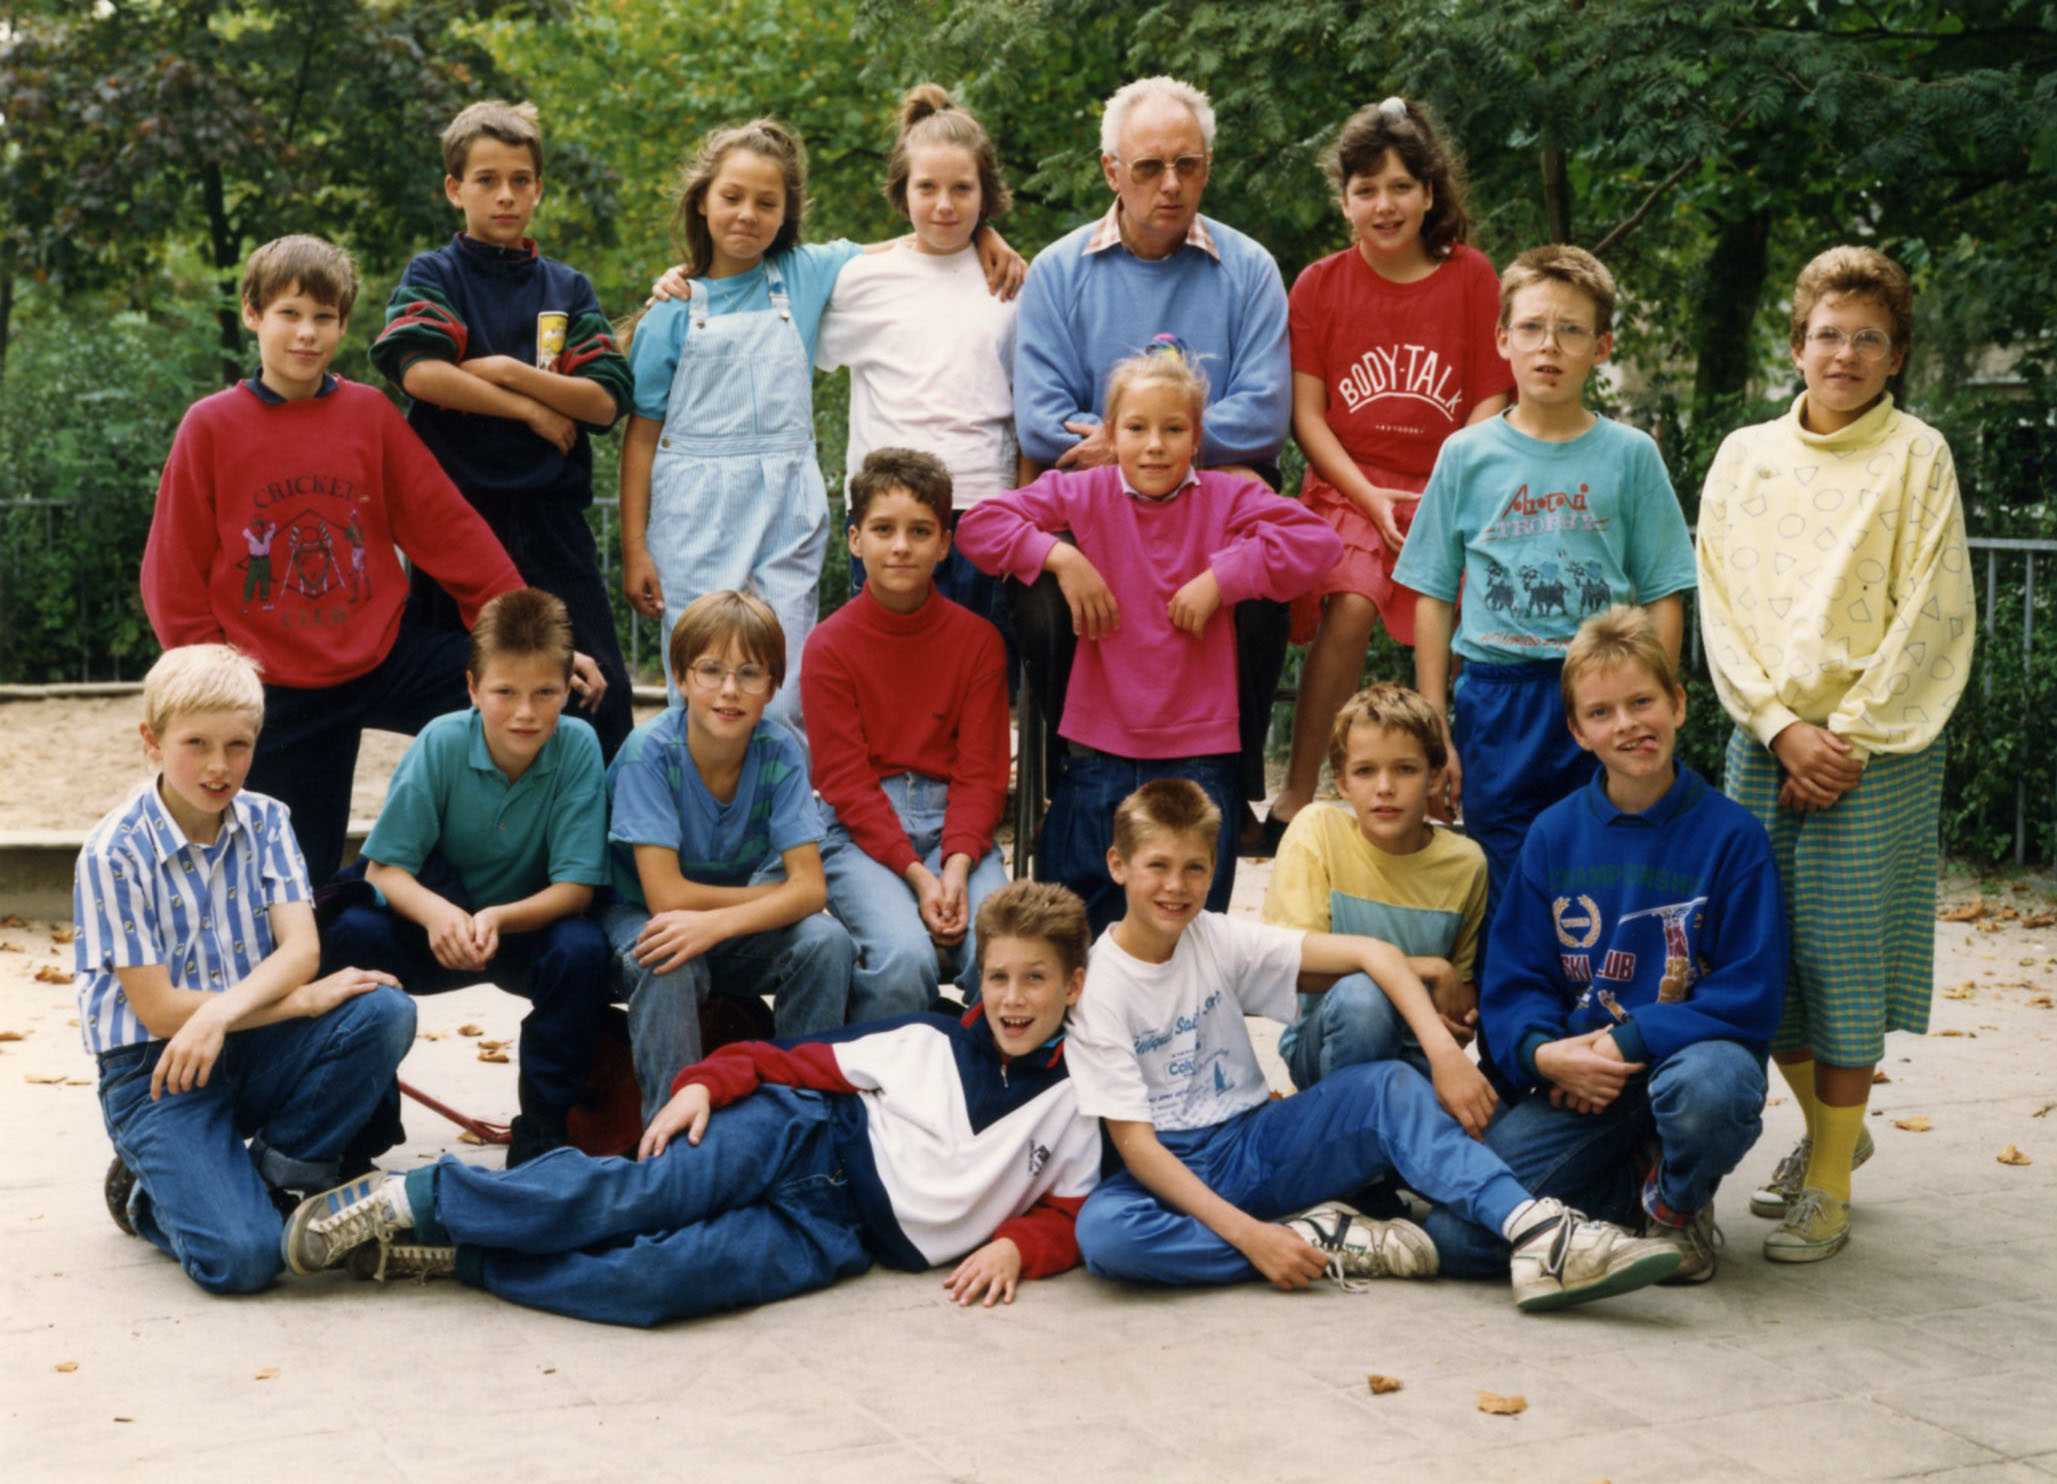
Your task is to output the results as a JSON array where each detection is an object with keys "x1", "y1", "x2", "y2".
[{"x1": 74, "y1": 644, "x2": 417, "y2": 1294}]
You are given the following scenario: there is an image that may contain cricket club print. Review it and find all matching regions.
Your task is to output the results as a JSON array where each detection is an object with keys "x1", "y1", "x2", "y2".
[{"x1": 1554, "y1": 894, "x2": 1711, "y2": 1008}]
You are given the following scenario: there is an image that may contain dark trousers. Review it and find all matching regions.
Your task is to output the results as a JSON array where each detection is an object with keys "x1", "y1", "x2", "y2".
[
  {"x1": 409, "y1": 494, "x2": 634, "y2": 761},
  {"x1": 322, "y1": 901, "x2": 612, "y2": 1119},
  {"x1": 249, "y1": 623, "x2": 473, "y2": 889},
  {"x1": 1038, "y1": 747, "x2": 1241, "y2": 934}
]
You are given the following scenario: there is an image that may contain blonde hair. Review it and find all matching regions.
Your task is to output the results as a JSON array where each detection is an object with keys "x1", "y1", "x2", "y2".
[
  {"x1": 667, "y1": 590, "x2": 787, "y2": 691},
  {"x1": 1500, "y1": 243, "x2": 1617, "y2": 336},
  {"x1": 1111, "y1": 778, "x2": 1221, "y2": 862},
  {"x1": 1789, "y1": 245, "x2": 1913, "y2": 352},
  {"x1": 143, "y1": 644, "x2": 265, "y2": 737},
  {"x1": 441, "y1": 99, "x2": 543, "y2": 178},
  {"x1": 883, "y1": 83, "x2": 1011, "y2": 226},
  {"x1": 240, "y1": 235, "x2": 358, "y2": 320},
  {"x1": 1103, "y1": 335, "x2": 1209, "y2": 425},
  {"x1": 975, "y1": 881, "x2": 1091, "y2": 979},
  {"x1": 1560, "y1": 605, "x2": 1681, "y2": 714},
  {"x1": 1328, "y1": 683, "x2": 1447, "y2": 779},
  {"x1": 469, "y1": 588, "x2": 574, "y2": 681}
]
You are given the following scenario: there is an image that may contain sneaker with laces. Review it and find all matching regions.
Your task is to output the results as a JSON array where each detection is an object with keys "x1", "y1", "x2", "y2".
[
  {"x1": 348, "y1": 1239, "x2": 457, "y2": 1283},
  {"x1": 1762, "y1": 1185, "x2": 1850, "y2": 1263},
  {"x1": 104, "y1": 1155, "x2": 139, "y2": 1238},
  {"x1": 1507, "y1": 1197, "x2": 1682, "y2": 1312},
  {"x1": 1281, "y1": 1203, "x2": 1438, "y2": 1289},
  {"x1": 1750, "y1": 1126, "x2": 1874, "y2": 1218},
  {"x1": 280, "y1": 1171, "x2": 408, "y2": 1276},
  {"x1": 1652, "y1": 1206, "x2": 1723, "y2": 1285}
]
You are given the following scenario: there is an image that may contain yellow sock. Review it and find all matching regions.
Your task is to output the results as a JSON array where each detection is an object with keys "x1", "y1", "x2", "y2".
[
  {"x1": 1776, "y1": 1058, "x2": 1820, "y2": 1143},
  {"x1": 1806, "y1": 1101, "x2": 1866, "y2": 1203}
]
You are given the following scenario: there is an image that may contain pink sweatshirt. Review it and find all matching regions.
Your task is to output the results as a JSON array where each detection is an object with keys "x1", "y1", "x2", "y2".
[{"x1": 956, "y1": 466, "x2": 1340, "y2": 758}]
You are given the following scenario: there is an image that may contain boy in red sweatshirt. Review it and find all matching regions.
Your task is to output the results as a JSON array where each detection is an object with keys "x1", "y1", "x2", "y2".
[
  {"x1": 141, "y1": 234, "x2": 603, "y2": 885},
  {"x1": 802, "y1": 448, "x2": 1012, "y2": 1018}
]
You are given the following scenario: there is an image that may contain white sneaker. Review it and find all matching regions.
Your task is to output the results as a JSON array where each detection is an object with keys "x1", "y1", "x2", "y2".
[
  {"x1": 280, "y1": 1171, "x2": 408, "y2": 1276},
  {"x1": 1750, "y1": 1127, "x2": 1875, "y2": 1218},
  {"x1": 1652, "y1": 1205, "x2": 1723, "y2": 1285},
  {"x1": 1281, "y1": 1203, "x2": 1438, "y2": 1290},
  {"x1": 1508, "y1": 1198, "x2": 1681, "y2": 1312}
]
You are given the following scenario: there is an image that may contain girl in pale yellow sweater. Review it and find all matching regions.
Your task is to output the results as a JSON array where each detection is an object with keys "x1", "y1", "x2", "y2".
[{"x1": 1696, "y1": 246, "x2": 1973, "y2": 1263}]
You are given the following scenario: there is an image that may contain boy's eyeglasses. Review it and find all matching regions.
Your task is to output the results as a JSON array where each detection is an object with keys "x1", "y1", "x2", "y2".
[
  {"x1": 1115, "y1": 153, "x2": 1209, "y2": 184},
  {"x1": 1805, "y1": 327, "x2": 1895, "y2": 361},
  {"x1": 1507, "y1": 320, "x2": 1598, "y2": 352},
  {"x1": 685, "y1": 660, "x2": 772, "y2": 695}
]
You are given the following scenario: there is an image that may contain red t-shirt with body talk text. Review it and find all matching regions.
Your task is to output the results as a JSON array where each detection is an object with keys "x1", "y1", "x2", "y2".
[{"x1": 1288, "y1": 241, "x2": 1512, "y2": 495}]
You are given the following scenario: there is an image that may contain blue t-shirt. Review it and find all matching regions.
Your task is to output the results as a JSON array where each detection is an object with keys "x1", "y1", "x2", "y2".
[
  {"x1": 1392, "y1": 413, "x2": 1697, "y2": 663},
  {"x1": 628, "y1": 242, "x2": 862, "y2": 420},
  {"x1": 364, "y1": 710, "x2": 608, "y2": 908},
  {"x1": 604, "y1": 711, "x2": 824, "y2": 908}
]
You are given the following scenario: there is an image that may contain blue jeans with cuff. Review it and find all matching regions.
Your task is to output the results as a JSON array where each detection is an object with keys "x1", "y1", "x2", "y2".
[
  {"x1": 1278, "y1": 971, "x2": 1436, "y2": 1091},
  {"x1": 821, "y1": 772, "x2": 1008, "y2": 1016},
  {"x1": 95, "y1": 985, "x2": 415, "y2": 1293}
]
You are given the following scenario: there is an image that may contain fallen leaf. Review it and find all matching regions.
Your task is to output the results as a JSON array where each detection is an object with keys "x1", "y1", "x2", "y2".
[
  {"x1": 1942, "y1": 984, "x2": 1976, "y2": 1001},
  {"x1": 0, "y1": 914, "x2": 25, "y2": 928},
  {"x1": 1893, "y1": 1115, "x2": 1933, "y2": 1132},
  {"x1": 419, "y1": 1030, "x2": 444, "y2": 1041},
  {"x1": 457, "y1": 1131, "x2": 487, "y2": 1145},
  {"x1": 32, "y1": 965, "x2": 73, "y2": 985},
  {"x1": 1938, "y1": 899, "x2": 1988, "y2": 922},
  {"x1": 0, "y1": 941, "x2": 23, "y2": 952},
  {"x1": 1367, "y1": 1374, "x2": 1403, "y2": 1395},
  {"x1": 25, "y1": 1072, "x2": 65, "y2": 1084},
  {"x1": 1766, "y1": 1096, "x2": 1785, "y2": 1106},
  {"x1": 0, "y1": 1030, "x2": 26, "y2": 1041},
  {"x1": 1996, "y1": 1145, "x2": 2032, "y2": 1167},
  {"x1": 254, "y1": 1367, "x2": 278, "y2": 1381},
  {"x1": 1933, "y1": 1029, "x2": 1971, "y2": 1038},
  {"x1": 114, "y1": 1417, "x2": 133, "y2": 1423},
  {"x1": 1478, "y1": 1391, "x2": 1527, "y2": 1416},
  {"x1": 1976, "y1": 920, "x2": 2003, "y2": 935},
  {"x1": 477, "y1": 1039, "x2": 508, "y2": 1052},
  {"x1": 477, "y1": 1048, "x2": 509, "y2": 1064},
  {"x1": 1872, "y1": 1069, "x2": 1892, "y2": 1084},
  {"x1": 54, "y1": 1361, "x2": 77, "y2": 1373},
  {"x1": 458, "y1": 1023, "x2": 483, "y2": 1037},
  {"x1": 2030, "y1": 995, "x2": 2053, "y2": 1009},
  {"x1": 63, "y1": 1077, "x2": 91, "y2": 1086},
  {"x1": 2022, "y1": 911, "x2": 2056, "y2": 929},
  {"x1": 542, "y1": 1366, "x2": 558, "y2": 1376},
  {"x1": 2031, "y1": 1103, "x2": 2053, "y2": 1119},
  {"x1": 49, "y1": 926, "x2": 76, "y2": 945}
]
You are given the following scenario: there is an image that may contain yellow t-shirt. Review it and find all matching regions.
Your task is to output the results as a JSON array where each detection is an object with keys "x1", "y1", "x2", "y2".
[{"x1": 1696, "y1": 393, "x2": 1975, "y2": 760}]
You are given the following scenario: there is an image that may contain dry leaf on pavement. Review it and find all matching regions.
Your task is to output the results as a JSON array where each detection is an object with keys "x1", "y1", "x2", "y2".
[
  {"x1": 477, "y1": 1048, "x2": 509, "y2": 1064},
  {"x1": 477, "y1": 1039, "x2": 508, "y2": 1052},
  {"x1": 458, "y1": 1131, "x2": 487, "y2": 1145},
  {"x1": 32, "y1": 965, "x2": 73, "y2": 984},
  {"x1": 1893, "y1": 1115, "x2": 1933, "y2": 1132},
  {"x1": 2033, "y1": 1103, "x2": 2053, "y2": 1119},
  {"x1": 1932, "y1": 1029, "x2": 1972, "y2": 1038},
  {"x1": 1478, "y1": 1391, "x2": 1527, "y2": 1416},
  {"x1": 2021, "y1": 911, "x2": 2056, "y2": 929},
  {"x1": 458, "y1": 1024, "x2": 483, "y2": 1037},
  {"x1": 1942, "y1": 984, "x2": 1976, "y2": 1001},
  {"x1": 1996, "y1": 1146, "x2": 2032, "y2": 1166},
  {"x1": 1872, "y1": 1070, "x2": 1892, "y2": 1084},
  {"x1": 254, "y1": 1367, "x2": 279, "y2": 1381},
  {"x1": 0, "y1": 941, "x2": 23, "y2": 952},
  {"x1": 0, "y1": 914, "x2": 25, "y2": 928},
  {"x1": 54, "y1": 1361, "x2": 78, "y2": 1373},
  {"x1": 0, "y1": 1030, "x2": 26, "y2": 1041},
  {"x1": 50, "y1": 926, "x2": 76, "y2": 945},
  {"x1": 1938, "y1": 899, "x2": 1988, "y2": 922},
  {"x1": 1367, "y1": 1374, "x2": 1403, "y2": 1395},
  {"x1": 419, "y1": 1030, "x2": 444, "y2": 1041},
  {"x1": 24, "y1": 1072, "x2": 65, "y2": 1084}
]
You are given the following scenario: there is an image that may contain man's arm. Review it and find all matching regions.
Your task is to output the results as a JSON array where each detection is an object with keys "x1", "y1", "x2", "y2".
[
  {"x1": 1011, "y1": 249, "x2": 1098, "y2": 466},
  {"x1": 1103, "y1": 1119, "x2": 1326, "y2": 1291},
  {"x1": 1196, "y1": 253, "x2": 1291, "y2": 468}
]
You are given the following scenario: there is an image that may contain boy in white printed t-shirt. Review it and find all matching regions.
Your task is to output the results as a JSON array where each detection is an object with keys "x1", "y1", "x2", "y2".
[{"x1": 1065, "y1": 779, "x2": 1681, "y2": 1309}]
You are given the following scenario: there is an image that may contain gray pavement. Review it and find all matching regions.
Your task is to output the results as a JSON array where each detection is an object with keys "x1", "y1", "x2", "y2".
[{"x1": 4, "y1": 871, "x2": 2054, "y2": 1483}]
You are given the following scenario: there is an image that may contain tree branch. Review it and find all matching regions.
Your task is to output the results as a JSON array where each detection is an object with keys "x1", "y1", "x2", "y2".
[{"x1": 1590, "y1": 156, "x2": 1698, "y2": 258}]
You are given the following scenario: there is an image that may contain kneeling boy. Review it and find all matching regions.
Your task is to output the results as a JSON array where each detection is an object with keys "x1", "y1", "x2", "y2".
[
  {"x1": 1264, "y1": 684, "x2": 1488, "y2": 1089},
  {"x1": 76, "y1": 644, "x2": 415, "y2": 1294},
  {"x1": 1452, "y1": 606, "x2": 1785, "y2": 1282},
  {"x1": 604, "y1": 592, "x2": 853, "y2": 1125},
  {"x1": 1068, "y1": 780, "x2": 1681, "y2": 1310},
  {"x1": 281, "y1": 883, "x2": 1102, "y2": 1328},
  {"x1": 321, "y1": 589, "x2": 612, "y2": 1166},
  {"x1": 805, "y1": 448, "x2": 1011, "y2": 1017}
]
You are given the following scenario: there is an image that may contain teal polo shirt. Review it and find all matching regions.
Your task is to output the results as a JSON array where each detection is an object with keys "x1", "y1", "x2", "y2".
[{"x1": 363, "y1": 709, "x2": 608, "y2": 908}]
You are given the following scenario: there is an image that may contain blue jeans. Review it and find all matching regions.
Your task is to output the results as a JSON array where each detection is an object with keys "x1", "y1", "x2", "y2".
[
  {"x1": 324, "y1": 903, "x2": 612, "y2": 1119},
  {"x1": 602, "y1": 900, "x2": 852, "y2": 1126},
  {"x1": 1075, "y1": 1061, "x2": 1528, "y2": 1285},
  {"x1": 1422, "y1": 1038, "x2": 1768, "y2": 1276},
  {"x1": 95, "y1": 986, "x2": 416, "y2": 1293},
  {"x1": 412, "y1": 1085, "x2": 872, "y2": 1327},
  {"x1": 1038, "y1": 748, "x2": 1241, "y2": 935},
  {"x1": 822, "y1": 773, "x2": 1009, "y2": 1015},
  {"x1": 1452, "y1": 660, "x2": 1593, "y2": 986},
  {"x1": 1278, "y1": 972, "x2": 1434, "y2": 1091}
]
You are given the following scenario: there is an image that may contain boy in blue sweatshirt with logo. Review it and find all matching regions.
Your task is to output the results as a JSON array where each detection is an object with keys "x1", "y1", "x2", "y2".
[
  {"x1": 1425, "y1": 606, "x2": 1785, "y2": 1285},
  {"x1": 372, "y1": 100, "x2": 636, "y2": 758}
]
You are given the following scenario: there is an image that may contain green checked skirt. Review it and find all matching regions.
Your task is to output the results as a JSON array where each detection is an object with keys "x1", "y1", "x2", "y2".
[{"x1": 1724, "y1": 728, "x2": 1945, "y2": 1067}]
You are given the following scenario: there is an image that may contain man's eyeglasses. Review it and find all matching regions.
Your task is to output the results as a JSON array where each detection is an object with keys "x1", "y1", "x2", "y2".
[{"x1": 1115, "y1": 153, "x2": 1209, "y2": 184}]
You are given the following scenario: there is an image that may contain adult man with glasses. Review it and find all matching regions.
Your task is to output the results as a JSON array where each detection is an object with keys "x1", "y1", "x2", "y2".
[{"x1": 1012, "y1": 75, "x2": 1295, "y2": 855}]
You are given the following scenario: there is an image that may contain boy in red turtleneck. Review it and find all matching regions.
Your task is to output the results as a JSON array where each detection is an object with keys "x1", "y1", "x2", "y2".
[{"x1": 802, "y1": 449, "x2": 1012, "y2": 1020}]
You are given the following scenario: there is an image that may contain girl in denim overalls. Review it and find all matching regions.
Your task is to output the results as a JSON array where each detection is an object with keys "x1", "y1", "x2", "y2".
[{"x1": 620, "y1": 120, "x2": 860, "y2": 730}]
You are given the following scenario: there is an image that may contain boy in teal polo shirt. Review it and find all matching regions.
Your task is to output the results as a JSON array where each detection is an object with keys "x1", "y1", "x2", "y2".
[{"x1": 321, "y1": 589, "x2": 610, "y2": 1165}]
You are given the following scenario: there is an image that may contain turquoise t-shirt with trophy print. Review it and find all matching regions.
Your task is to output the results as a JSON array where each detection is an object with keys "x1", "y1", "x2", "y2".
[{"x1": 1393, "y1": 413, "x2": 1697, "y2": 664}]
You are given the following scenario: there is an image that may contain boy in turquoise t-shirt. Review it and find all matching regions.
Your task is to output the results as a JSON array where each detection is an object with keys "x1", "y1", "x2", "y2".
[
  {"x1": 321, "y1": 589, "x2": 611, "y2": 1166},
  {"x1": 1392, "y1": 245, "x2": 1695, "y2": 1021}
]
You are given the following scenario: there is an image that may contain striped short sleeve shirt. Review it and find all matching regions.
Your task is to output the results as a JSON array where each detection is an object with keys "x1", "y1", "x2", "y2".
[{"x1": 72, "y1": 782, "x2": 311, "y2": 1055}]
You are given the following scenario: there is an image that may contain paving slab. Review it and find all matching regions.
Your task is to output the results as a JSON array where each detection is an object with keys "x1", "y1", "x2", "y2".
[{"x1": 3, "y1": 868, "x2": 2053, "y2": 1483}]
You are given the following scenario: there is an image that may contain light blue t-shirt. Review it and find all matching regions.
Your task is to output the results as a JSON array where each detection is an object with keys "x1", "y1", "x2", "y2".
[
  {"x1": 1392, "y1": 413, "x2": 1697, "y2": 663},
  {"x1": 364, "y1": 710, "x2": 608, "y2": 908},
  {"x1": 628, "y1": 241, "x2": 863, "y2": 419},
  {"x1": 604, "y1": 711, "x2": 823, "y2": 908}
]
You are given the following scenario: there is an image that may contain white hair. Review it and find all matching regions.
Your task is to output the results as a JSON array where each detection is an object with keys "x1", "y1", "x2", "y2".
[{"x1": 1098, "y1": 76, "x2": 1217, "y2": 159}]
